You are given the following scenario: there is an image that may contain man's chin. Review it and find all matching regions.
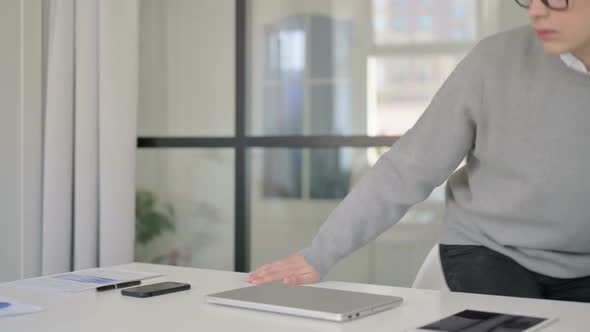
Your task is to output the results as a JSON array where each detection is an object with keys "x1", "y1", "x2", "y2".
[{"x1": 541, "y1": 42, "x2": 570, "y2": 55}]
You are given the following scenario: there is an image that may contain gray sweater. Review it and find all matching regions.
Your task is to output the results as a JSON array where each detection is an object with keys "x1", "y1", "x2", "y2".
[{"x1": 301, "y1": 26, "x2": 590, "y2": 280}]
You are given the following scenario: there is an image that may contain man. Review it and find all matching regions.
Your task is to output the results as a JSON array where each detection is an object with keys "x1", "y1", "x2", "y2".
[{"x1": 248, "y1": 0, "x2": 590, "y2": 302}]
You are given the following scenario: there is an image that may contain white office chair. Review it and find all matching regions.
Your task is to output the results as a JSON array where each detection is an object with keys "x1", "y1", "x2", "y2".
[{"x1": 412, "y1": 244, "x2": 450, "y2": 291}]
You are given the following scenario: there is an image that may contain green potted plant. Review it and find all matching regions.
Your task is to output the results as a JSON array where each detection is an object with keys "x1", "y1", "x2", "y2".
[{"x1": 135, "y1": 189, "x2": 175, "y2": 246}]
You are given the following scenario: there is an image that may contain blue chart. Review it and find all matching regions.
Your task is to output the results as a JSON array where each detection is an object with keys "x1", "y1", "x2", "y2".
[
  {"x1": 51, "y1": 274, "x2": 118, "y2": 285},
  {"x1": 0, "y1": 302, "x2": 11, "y2": 309}
]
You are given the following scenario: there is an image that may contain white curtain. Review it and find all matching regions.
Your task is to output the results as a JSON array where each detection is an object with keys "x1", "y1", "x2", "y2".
[{"x1": 42, "y1": 0, "x2": 139, "y2": 274}]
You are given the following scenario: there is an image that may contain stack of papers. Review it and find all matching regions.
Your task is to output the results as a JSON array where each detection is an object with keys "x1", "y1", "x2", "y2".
[
  {"x1": 0, "y1": 297, "x2": 43, "y2": 318},
  {"x1": 0, "y1": 268, "x2": 161, "y2": 292}
]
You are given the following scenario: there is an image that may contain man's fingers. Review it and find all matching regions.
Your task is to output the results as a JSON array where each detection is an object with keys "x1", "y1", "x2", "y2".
[
  {"x1": 282, "y1": 272, "x2": 318, "y2": 285},
  {"x1": 249, "y1": 271, "x2": 287, "y2": 285},
  {"x1": 248, "y1": 268, "x2": 293, "y2": 284},
  {"x1": 248, "y1": 266, "x2": 314, "y2": 285},
  {"x1": 246, "y1": 254, "x2": 319, "y2": 285},
  {"x1": 248, "y1": 263, "x2": 291, "y2": 281}
]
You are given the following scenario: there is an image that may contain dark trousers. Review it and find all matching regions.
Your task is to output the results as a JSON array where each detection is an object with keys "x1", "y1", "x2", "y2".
[{"x1": 440, "y1": 244, "x2": 590, "y2": 303}]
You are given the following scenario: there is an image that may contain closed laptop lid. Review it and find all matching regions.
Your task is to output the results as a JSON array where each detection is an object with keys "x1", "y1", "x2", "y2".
[{"x1": 206, "y1": 283, "x2": 403, "y2": 321}]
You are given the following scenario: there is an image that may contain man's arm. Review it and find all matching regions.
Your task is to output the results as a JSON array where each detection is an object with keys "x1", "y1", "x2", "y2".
[{"x1": 248, "y1": 40, "x2": 487, "y2": 284}]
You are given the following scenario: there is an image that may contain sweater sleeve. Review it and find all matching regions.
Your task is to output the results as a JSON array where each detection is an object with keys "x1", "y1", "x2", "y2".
[{"x1": 300, "y1": 42, "x2": 485, "y2": 278}]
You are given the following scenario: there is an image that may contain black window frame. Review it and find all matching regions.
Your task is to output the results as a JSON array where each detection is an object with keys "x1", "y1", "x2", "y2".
[{"x1": 137, "y1": 0, "x2": 400, "y2": 273}]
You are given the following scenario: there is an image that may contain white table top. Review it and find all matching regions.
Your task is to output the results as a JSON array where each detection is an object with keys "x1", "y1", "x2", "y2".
[{"x1": 0, "y1": 263, "x2": 587, "y2": 331}]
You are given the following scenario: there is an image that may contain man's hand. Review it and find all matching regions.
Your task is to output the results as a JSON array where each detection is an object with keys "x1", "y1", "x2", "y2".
[{"x1": 246, "y1": 254, "x2": 320, "y2": 285}]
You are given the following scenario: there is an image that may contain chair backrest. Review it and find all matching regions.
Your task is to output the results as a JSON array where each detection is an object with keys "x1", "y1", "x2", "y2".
[{"x1": 412, "y1": 244, "x2": 450, "y2": 291}]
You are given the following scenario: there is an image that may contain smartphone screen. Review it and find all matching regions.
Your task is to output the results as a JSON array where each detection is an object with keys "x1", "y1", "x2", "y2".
[
  {"x1": 121, "y1": 282, "x2": 190, "y2": 298},
  {"x1": 418, "y1": 310, "x2": 552, "y2": 332}
]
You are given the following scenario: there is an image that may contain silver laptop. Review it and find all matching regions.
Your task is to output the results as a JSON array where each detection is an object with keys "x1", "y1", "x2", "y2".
[{"x1": 206, "y1": 283, "x2": 403, "y2": 322}]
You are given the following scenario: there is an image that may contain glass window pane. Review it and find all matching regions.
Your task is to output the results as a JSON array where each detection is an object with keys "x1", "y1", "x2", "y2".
[
  {"x1": 309, "y1": 82, "x2": 352, "y2": 135},
  {"x1": 248, "y1": 0, "x2": 370, "y2": 136},
  {"x1": 262, "y1": 82, "x2": 304, "y2": 135},
  {"x1": 308, "y1": 15, "x2": 353, "y2": 80},
  {"x1": 261, "y1": 149, "x2": 302, "y2": 198},
  {"x1": 249, "y1": 0, "x2": 473, "y2": 137},
  {"x1": 368, "y1": 55, "x2": 462, "y2": 136},
  {"x1": 135, "y1": 149, "x2": 234, "y2": 270},
  {"x1": 249, "y1": 147, "x2": 444, "y2": 286},
  {"x1": 372, "y1": 0, "x2": 477, "y2": 44},
  {"x1": 138, "y1": 0, "x2": 235, "y2": 136},
  {"x1": 309, "y1": 148, "x2": 353, "y2": 199},
  {"x1": 264, "y1": 16, "x2": 306, "y2": 82}
]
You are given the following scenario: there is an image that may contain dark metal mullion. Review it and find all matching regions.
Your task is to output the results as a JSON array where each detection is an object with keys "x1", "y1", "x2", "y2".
[
  {"x1": 246, "y1": 136, "x2": 398, "y2": 148},
  {"x1": 234, "y1": 0, "x2": 248, "y2": 273},
  {"x1": 138, "y1": 136, "x2": 400, "y2": 148},
  {"x1": 137, "y1": 137, "x2": 237, "y2": 148}
]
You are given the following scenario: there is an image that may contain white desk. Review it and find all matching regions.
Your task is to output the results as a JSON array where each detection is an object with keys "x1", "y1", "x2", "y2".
[{"x1": 0, "y1": 263, "x2": 587, "y2": 331}]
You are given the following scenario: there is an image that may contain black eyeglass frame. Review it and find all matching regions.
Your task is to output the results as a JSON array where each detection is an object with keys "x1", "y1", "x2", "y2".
[{"x1": 514, "y1": 0, "x2": 569, "y2": 11}]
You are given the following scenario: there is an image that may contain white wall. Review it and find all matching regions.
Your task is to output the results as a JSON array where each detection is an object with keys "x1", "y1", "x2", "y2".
[{"x1": 0, "y1": 0, "x2": 42, "y2": 282}]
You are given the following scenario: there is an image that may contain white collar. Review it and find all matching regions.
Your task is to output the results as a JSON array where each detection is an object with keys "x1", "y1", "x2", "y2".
[{"x1": 560, "y1": 53, "x2": 589, "y2": 75}]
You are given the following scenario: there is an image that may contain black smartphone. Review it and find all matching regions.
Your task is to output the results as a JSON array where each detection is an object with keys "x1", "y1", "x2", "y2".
[{"x1": 121, "y1": 281, "x2": 191, "y2": 298}]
